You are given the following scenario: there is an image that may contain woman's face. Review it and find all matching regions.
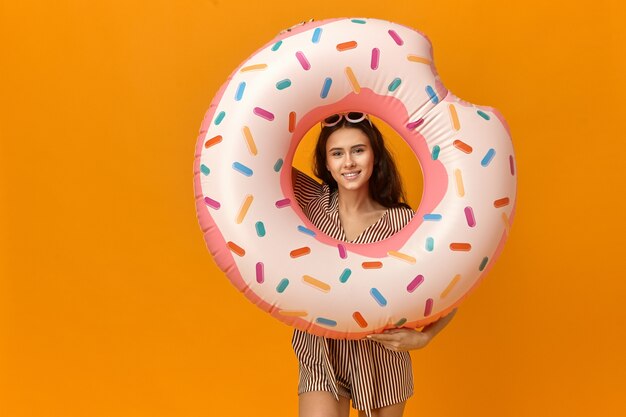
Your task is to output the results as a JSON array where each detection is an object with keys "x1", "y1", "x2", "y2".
[{"x1": 325, "y1": 127, "x2": 375, "y2": 193}]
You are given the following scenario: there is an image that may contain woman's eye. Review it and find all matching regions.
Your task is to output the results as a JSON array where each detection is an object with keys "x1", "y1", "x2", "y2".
[
  {"x1": 353, "y1": 148, "x2": 364, "y2": 154},
  {"x1": 331, "y1": 151, "x2": 342, "y2": 157}
]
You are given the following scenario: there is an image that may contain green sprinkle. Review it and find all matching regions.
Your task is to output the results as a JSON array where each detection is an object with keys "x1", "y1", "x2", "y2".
[
  {"x1": 276, "y1": 279, "x2": 289, "y2": 293},
  {"x1": 276, "y1": 79, "x2": 292, "y2": 90},
  {"x1": 388, "y1": 78, "x2": 401, "y2": 92},
  {"x1": 426, "y1": 237, "x2": 434, "y2": 252},
  {"x1": 431, "y1": 145, "x2": 440, "y2": 160},
  {"x1": 274, "y1": 158, "x2": 284, "y2": 172},
  {"x1": 214, "y1": 111, "x2": 226, "y2": 125},
  {"x1": 255, "y1": 221, "x2": 266, "y2": 237},
  {"x1": 351, "y1": 19, "x2": 367, "y2": 24},
  {"x1": 200, "y1": 164, "x2": 210, "y2": 176},
  {"x1": 395, "y1": 318, "x2": 407, "y2": 327},
  {"x1": 479, "y1": 257, "x2": 489, "y2": 271},
  {"x1": 271, "y1": 41, "x2": 282, "y2": 51},
  {"x1": 477, "y1": 110, "x2": 490, "y2": 120}
]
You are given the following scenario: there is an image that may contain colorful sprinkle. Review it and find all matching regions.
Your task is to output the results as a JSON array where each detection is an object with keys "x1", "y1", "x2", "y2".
[
  {"x1": 303, "y1": 275, "x2": 331, "y2": 292},
  {"x1": 351, "y1": 19, "x2": 367, "y2": 24},
  {"x1": 290, "y1": 247, "x2": 311, "y2": 258},
  {"x1": 338, "y1": 244, "x2": 348, "y2": 259},
  {"x1": 407, "y1": 118, "x2": 424, "y2": 130},
  {"x1": 275, "y1": 198, "x2": 291, "y2": 208},
  {"x1": 450, "y1": 243, "x2": 472, "y2": 251},
  {"x1": 502, "y1": 212, "x2": 511, "y2": 234},
  {"x1": 320, "y1": 77, "x2": 332, "y2": 98},
  {"x1": 279, "y1": 310, "x2": 307, "y2": 317},
  {"x1": 214, "y1": 111, "x2": 226, "y2": 125},
  {"x1": 454, "y1": 169, "x2": 465, "y2": 197},
  {"x1": 449, "y1": 104, "x2": 460, "y2": 130},
  {"x1": 370, "y1": 288, "x2": 387, "y2": 306},
  {"x1": 407, "y1": 55, "x2": 431, "y2": 64},
  {"x1": 276, "y1": 279, "x2": 289, "y2": 293},
  {"x1": 255, "y1": 221, "x2": 266, "y2": 237},
  {"x1": 312, "y1": 28, "x2": 322, "y2": 43},
  {"x1": 387, "y1": 250, "x2": 416, "y2": 264},
  {"x1": 424, "y1": 214, "x2": 442, "y2": 221},
  {"x1": 256, "y1": 262, "x2": 264, "y2": 283},
  {"x1": 371, "y1": 48, "x2": 380, "y2": 70},
  {"x1": 407, "y1": 275, "x2": 424, "y2": 293},
  {"x1": 425, "y1": 237, "x2": 434, "y2": 251},
  {"x1": 426, "y1": 85, "x2": 439, "y2": 104},
  {"x1": 241, "y1": 64, "x2": 267, "y2": 72},
  {"x1": 509, "y1": 155, "x2": 516, "y2": 175},
  {"x1": 388, "y1": 78, "x2": 402, "y2": 92},
  {"x1": 479, "y1": 257, "x2": 489, "y2": 271},
  {"x1": 481, "y1": 149, "x2": 496, "y2": 167},
  {"x1": 464, "y1": 206, "x2": 476, "y2": 227},
  {"x1": 204, "y1": 196, "x2": 220, "y2": 210},
  {"x1": 274, "y1": 158, "x2": 284, "y2": 172},
  {"x1": 494, "y1": 197, "x2": 510, "y2": 208},
  {"x1": 424, "y1": 298, "x2": 434, "y2": 316},
  {"x1": 316, "y1": 317, "x2": 337, "y2": 327},
  {"x1": 345, "y1": 66, "x2": 361, "y2": 94},
  {"x1": 339, "y1": 268, "x2": 351, "y2": 283},
  {"x1": 232, "y1": 162, "x2": 253, "y2": 177},
  {"x1": 242, "y1": 126, "x2": 257, "y2": 156},
  {"x1": 441, "y1": 274, "x2": 460, "y2": 298},
  {"x1": 235, "y1": 82, "x2": 246, "y2": 101},
  {"x1": 337, "y1": 41, "x2": 358, "y2": 51},
  {"x1": 296, "y1": 51, "x2": 311, "y2": 70},
  {"x1": 297, "y1": 225, "x2": 316, "y2": 237},
  {"x1": 353, "y1": 312, "x2": 368, "y2": 328},
  {"x1": 253, "y1": 107, "x2": 275, "y2": 121},
  {"x1": 362, "y1": 261, "x2": 383, "y2": 269},
  {"x1": 236, "y1": 195, "x2": 253, "y2": 224},
  {"x1": 289, "y1": 111, "x2": 296, "y2": 132},
  {"x1": 271, "y1": 41, "x2": 282, "y2": 51},
  {"x1": 204, "y1": 135, "x2": 222, "y2": 148},
  {"x1": 395, "y1": 318, "x2": 407, "y2": 327},
  {"x1": 227, "y1": 241, "x2": 245, "y2": 257},
  {"x1": 431, "y1": 145, "x2": 440, "y2": 160},
  {"x1": 477, "y1": 110, "x2": 490, "y2": 120},
  {"x1": 276, "y1": 79, "x2": 292, "y2": 90},
  {"x1": 388, "y1": 29, "x2": 404, "y2": 45},
  {"x1": 453, "y1": 140, "x2": 473, "y2": 154},
  {"x1": 200, "y1": 164, "x2": 210, "y2": 176}
]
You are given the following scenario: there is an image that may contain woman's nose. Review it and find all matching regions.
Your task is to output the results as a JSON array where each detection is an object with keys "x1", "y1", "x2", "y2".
[{"x1": 344, "y1": 155, "x2": 355, "y2": 167}]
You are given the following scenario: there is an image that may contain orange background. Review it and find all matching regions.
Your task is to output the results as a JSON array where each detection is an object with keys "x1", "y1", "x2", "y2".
[{"x1": 1, "y1": 1, "x2": 625, "y2": 416}]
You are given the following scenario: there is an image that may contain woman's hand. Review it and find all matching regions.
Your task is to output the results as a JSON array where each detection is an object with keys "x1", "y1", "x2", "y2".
[{"x1": 366, "y1": 328, "x2": 431, "y2": 351}]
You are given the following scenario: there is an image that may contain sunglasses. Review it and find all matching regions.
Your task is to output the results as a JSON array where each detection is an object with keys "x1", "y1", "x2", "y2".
[{"x1": 321, "y1": 112, "x2": 372, "y2": 127}]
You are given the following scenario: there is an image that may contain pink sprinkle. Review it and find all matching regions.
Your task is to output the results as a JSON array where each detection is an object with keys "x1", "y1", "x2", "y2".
[
  {"x1": 407, "y1": 274, "x2": 424, "y2": 293},
  {"x1": 275, "y1": 198, "x2": 291, "y2": 208},
  {"x1": 388, "y1": 30, "x2": 404, "y2": 46},
  {"x1": 296, "y1": 51, "x2": 311, "y2": 70},
  {"x1": 464, "y1": 206, "x2": 476, "y2": 227},
  {"x1": 254, "y1": 107, "x2": 275, "y2": 121},
  {"x1": 338, "y1": 244, "x2": 347, "y2": 259},
  {"x1": 256, "y1": 262, "x2": 264, "y2": 284},
  {"x1": 406, "y1": 119, "x2": 424, "y2": 130},
  {"x1": 509, "y1": 155, "x2": 516, "y2": 175},
  {"x1": 204, "y1": 196, "x2": 220, "y2": 209},
  {"x1": 370, "y1": 48, "x2": 380, "y2": 70},
  {"x1": 424, "y1": 298, "x2": 434, "y2": 316}
]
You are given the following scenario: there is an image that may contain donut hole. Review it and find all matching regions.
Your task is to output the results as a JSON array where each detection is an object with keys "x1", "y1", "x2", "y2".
[{"x1": 292, "y1": 116, "x2": 424, "y2": 214}]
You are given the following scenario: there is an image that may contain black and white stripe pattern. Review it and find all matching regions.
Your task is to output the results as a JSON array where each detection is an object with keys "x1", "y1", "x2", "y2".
[{"x1": 292, "y1": 171, "x2": 415, "y2": 416}]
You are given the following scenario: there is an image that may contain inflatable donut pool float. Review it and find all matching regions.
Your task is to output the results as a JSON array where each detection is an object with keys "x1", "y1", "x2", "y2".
[{"x1": 194, "y1": 18, "x2": 517, "y2": 339}]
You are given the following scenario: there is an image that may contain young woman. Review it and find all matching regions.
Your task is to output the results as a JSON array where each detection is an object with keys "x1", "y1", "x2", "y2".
[{"x1": 291, "y1": 113, "x2": 457, "y2": 417}]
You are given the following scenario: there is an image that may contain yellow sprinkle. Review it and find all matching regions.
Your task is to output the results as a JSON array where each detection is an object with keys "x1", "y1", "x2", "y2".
[
  {"x1": 441, "y1": 274, "x2": 461, "y2": 298},
  {"x1": 407, "y1": 55, "x2": 431, "y2": 65},
  {"x1": 303, "y1": 275, "x2": 331, "y2": 293},
  {"x1": 236, "y1": 194, "x2": 253, "y2": 224},
  {"x1": 387, "y1": 250, "x2": 416, "y2": 264},
  {"x1": 449, "y1": 104, "x2": 460, "y2": 131},
  {"x1": 502, "y1": 212, "x2": 510, "y2": 235},
  {"x1": 242, "y1": 126, "x2": 257, "y2": 156},
  {"x1": 454, "y1": 169, "x2": 465, "y2": 197},
  {"x1": 278, "y1": 310, "x2": 308, "y2": 317},
  {"x1": 240, "y1": 64, "x2": 268, "y2": 72},
  {"x1": 345, "y1": 67, "x2": 361, "y2": 94}
]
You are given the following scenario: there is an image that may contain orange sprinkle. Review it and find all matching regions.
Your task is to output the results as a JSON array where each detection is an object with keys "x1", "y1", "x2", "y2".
[
  {"x1": 453, "y1": 140, "x2": 473, "y2": 154},
  {"x1": 450, "y1": 243, "x2": 472, "y2": 251},
  {"x1": 345, "y1": 67, "x2": 361, "y2": 94},
  {"x1": 278, "y1": 310, "x2": 308, "y2": 317},
  {"x1": 290, "y1": 247, "x2": 311, "y2": 258},
  {"x1": 494, "y1": 197, "x2": 510, "y2": 208},
  {"x1": 236, "y1": 195, "x2": 253, "y2": 224},
  {"x1": 242, "y1": 126, "x2": 257, "y2": 156},
  {"x1": 336, "y1": 41, "x2": 358, "y2": 51},
  {"x1": 289, "y1": 111, "x2": 296, "y2": 133},
  {"x1": 407, "y1": 55, "x2": 431, "y2": 64},
  {"x1": 387, "y1": 251, "x2": 416, "y2": 264},
  {"x1": 362, "y1": 261, "x2": 383, "y2": 269},
  {"x1": 352, "y1": 311, "x2": 368, "y2": 328},
  {"x1": 449, "y1": 104, "x2": 460, "y2": 131},
  {"x1": 454, "y1": 169, "x2": 465, "y2": 197},
  {"x1": 204, "y1": 135, "x2": 222, "y2": 148},
  {"x1": 227, "y1": 241, "x2": 245, "y2": 257},
  {"x1": 441, "y1": 274, "x2": 461, "y2": 298},
  {"x1": 303, "y1": 275, "x2": 331, "y2": 292},
  {"x1": 502, "y1": 212, "x2": 511, "y2": 235},
  {"x1": 240, "y1": 64, "x2": 268, "y2": 72}
]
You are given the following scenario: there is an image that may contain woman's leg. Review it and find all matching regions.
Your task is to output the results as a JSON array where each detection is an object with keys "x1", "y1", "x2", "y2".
[
  {"x1": 357, "y1": 401, "x2": 406, "y2": 417},
  {"x1": 299, "y1": 391, "x2": 351, "y2": 417}
]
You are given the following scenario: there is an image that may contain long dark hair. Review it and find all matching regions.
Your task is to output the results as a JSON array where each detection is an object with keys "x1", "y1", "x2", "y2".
[{"x1": 313, "y1": 118, "x2": 410, "y2": 209}]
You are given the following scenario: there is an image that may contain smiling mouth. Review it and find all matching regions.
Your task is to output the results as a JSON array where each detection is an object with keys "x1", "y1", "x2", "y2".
[{"x1": 342, "y1": 171, "x2": 361, "y2": 179}]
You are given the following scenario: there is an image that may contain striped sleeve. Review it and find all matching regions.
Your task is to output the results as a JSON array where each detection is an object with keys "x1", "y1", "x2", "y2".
[{"x1": 293, "y1": 169, "x2": 323, "y2": 210}]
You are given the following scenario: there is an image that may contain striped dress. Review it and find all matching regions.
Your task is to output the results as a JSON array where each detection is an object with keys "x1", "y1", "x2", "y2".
[{"x1": 292, "y1": 171, "x2": 415, "y2": 416}]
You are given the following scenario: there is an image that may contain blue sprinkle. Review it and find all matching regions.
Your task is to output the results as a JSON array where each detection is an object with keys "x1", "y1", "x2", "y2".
[
  {"x1": 255, "y1": 221, "x2": 266, "y2": 237},
  {"x1": 351, "y1": 19, "x2": 367, "y2": 24},
  {"x1": 276, "y1": 79, "x2": 292, "y2": 90},
  {"x1": 426, "y1": 85, "x2": 439, "y2": 104},
  {"x1": 271, "y1": 41, "x2": 282, "y2": 51},
  {"x1": 316, "y1": 317, "x2": 337, "y2": 327},
  {"x1": 273, "y1": 158, "x2": 284, "y2": 172},
  {"x1": 297, "y1": 225, "x2": 316, "y2": 237},
  {"x1": 477, "y1": 110, "x2": 490, "y2": 120},
  {"x1": 320, "y1": 77, "x2": 332, "y2": 99},
  {"x1": 425, "y1": 237, "x2": 434, "y2": 252},
  {"x1": 481, "y1": 149, "x2": 496, "y2": 167},
  {"x1": 214, "y1": 111, "x2": 226, "y2": 125},
  {"x1": 339, "y1": 268, "x2": 352, "y2": 283},
  {"x1": 276, "y1": 278, "x2": 289, "y2": 293},
  {"x1": 423, "y1": 214, "x2": 442, "y2": 221},
  {"x1": 370, "y1": 288, "x2": 387, "y2": 307},
  {"x1": 200, "y1": 164, "x2": 210, "y2": 176},
  {"x1": 388, "y1": 78, "x2": 401, "y2": 92},
  {"x1": 431, "y1": 145, "x2": 440, "y2": 160},
  {"x1": 235, "y1": 82, "x2": 246, "y2": 101},
  {"x1": 312, "y1": 28, "x2": 322, "y2": 43},
  {"x1": 232, "y1": 162, "x2": 253, "y2": 176}
]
